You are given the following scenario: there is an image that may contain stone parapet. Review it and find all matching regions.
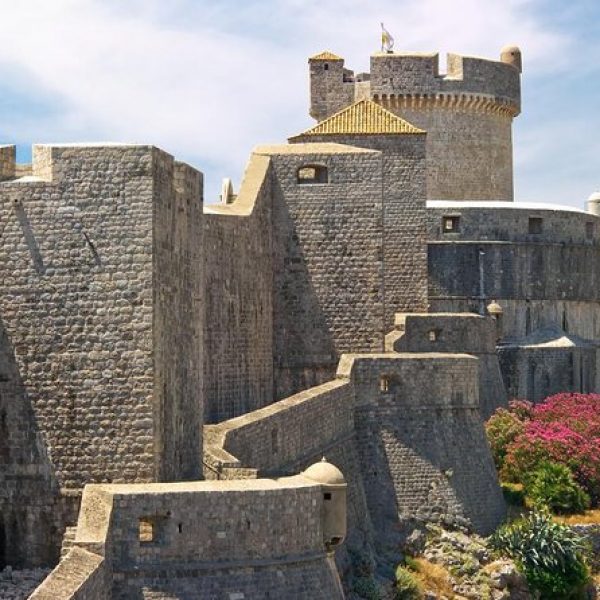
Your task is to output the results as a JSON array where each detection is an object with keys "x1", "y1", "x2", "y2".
[{"x1": 369, "y1": 52, "x2": 521, "y2": 115}]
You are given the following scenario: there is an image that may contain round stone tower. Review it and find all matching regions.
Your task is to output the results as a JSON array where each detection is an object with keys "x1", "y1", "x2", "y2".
[{"x1": 308, "y1": 46, "x2": 522, "y2": 201}]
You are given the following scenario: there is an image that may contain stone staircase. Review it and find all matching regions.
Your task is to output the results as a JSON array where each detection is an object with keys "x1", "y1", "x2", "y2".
[{"x1": 60, "y1": 526, "x2": 78, "y2": 559}]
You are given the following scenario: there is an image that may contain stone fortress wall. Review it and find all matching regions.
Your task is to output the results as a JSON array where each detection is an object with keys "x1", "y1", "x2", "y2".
[
  {"x1": 268, "y1": 139, "x2": 428, "y2": 398},
  {"x1": 203, "y1": 154, "x2": 274, "y2": 422},
  {"x1": 286, "y1": 134, "x2": 429, "y2": 329},
  {"x1": 387, "y1": 312, "x2": 507, "y2": 419},
  {"x1": 30, "y1": 470, "x2": 347, "y2": 600},
  {"x1": 0, "y1": 144, "x2": 203, "y2": 566},
  {"x1": 204, "y1": 139, "x2": 429, "y2": 417},
  {"x1": 339, "y1": 353, "x2": 505, "y2": 537},
  {"x1": 205, "y1": 349, "x2": 505, "y2": 571},
  {"x1": 3, "y1": 39, "x2": 600, "y2": 599},
  {"x1": 427, "y1": 201, "x2": 600, "y2": 401},
  {"x1": 204, "y1": 380, "x2": 354, "y2": 479},
  {"x1": 427, "y1": 202, "x2": 600, "y2": 338},
  {"x1": 309, "y1": 47, "x2": 521, "y2": 201}
]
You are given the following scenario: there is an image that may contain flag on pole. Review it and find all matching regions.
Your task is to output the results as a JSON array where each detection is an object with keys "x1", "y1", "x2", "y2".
[{"x1": 381, "y1": 22, "x2": 394, "y2": 53}]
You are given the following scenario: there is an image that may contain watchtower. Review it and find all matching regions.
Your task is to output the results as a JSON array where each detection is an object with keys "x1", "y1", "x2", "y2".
[{"x1": 309, "y1": 46, "x2": 522, "y2": 201}]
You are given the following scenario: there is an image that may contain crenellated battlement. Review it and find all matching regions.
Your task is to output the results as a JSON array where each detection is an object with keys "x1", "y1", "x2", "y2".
[
  {"x1": 369, "y1": 52, "x2": 520, "y2": 114},
  {"x1": 0, "y1": 143, "x2": 154, "y2": 187},
  {"x1": 0, "y1": 145, "x2": 16, "y2": 180},
  {"x1": 0, "y1": 144, "x2": 57, "y2": 183},
  {"x1": 310, "y1": 48, "x2": 521, "y2": 121},
  {"x1": 309, "y1": 45, "x2": 522, "y2": 201}
]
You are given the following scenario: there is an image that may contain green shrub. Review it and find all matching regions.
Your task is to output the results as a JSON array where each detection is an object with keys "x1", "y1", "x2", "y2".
[
  {"x1": 394, "y1": 566, "x2": 423, "y2": 600},
  {"x1": 527, "y1": 462, "x2": 590, "y2": 515},
  {"x1": 403, "y1": 555, "x2": 419, "y2": 571},
  {"x1": 523, "y1": 559, "x2": 590, "y2": 599},
  {"x1": 485, "y1": 407, "x2": 526, "y2": 470},
  {"x1": 490, "y1": 510, "x2": 590, "y2": 599},
  {"x1": 352, "y1": 576, "x2": 381, "y2": 600},
  {"x1": 501, "y1": 482, "x2": 525, "y2": 506}
]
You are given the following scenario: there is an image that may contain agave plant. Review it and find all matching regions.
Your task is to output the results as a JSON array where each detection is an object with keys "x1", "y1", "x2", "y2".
[{"x1": 490, "y1": 510, "x2": 590, "y2": 598}]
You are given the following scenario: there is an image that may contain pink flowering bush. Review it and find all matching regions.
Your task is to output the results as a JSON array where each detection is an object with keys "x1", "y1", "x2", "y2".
[{"x1": 486, "y1": 394, "x2": 600, "y2": 506}]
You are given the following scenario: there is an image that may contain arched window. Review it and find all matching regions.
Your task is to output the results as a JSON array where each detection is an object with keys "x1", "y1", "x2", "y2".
[{"x1": 297, "y1": 164, "x2": 329, "y2": 184}]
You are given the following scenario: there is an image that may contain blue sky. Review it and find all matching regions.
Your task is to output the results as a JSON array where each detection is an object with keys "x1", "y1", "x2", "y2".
[{"x1": 0, "y1": 0, "x2": 598, "y2": 207}]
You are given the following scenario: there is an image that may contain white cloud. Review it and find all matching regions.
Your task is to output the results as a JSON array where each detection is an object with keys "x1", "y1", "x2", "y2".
[{"x1": 0, "y1": 0, "x2": 593, "y2": 202}]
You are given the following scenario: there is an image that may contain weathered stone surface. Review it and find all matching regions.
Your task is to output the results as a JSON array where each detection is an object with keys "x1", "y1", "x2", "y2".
[
  {"x1": 389, "y1": 313, "x2": 508, "y2": 418},
  {"x1": 338, "y1": 353, "x2": 506, "y2": 537},
  {"x1": 308, "y1": 50, "x2": 521, "y2": 201},
  {"x1": 34, "y1": 473, "x2": 347, "y2": 600},
  {"x1": 0, "y1": 144, "x2": 203, "y2": 565},
  {"x1": 0, "y1": 567, "x2": 50, "y2": 600}
]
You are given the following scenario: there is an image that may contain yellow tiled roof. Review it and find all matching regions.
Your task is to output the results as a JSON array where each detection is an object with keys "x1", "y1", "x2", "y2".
[
  {"x1": 294, "y1": 100, "x2": 425, "y2": 137},
  {"x1": 309, "y1": 51, "x2": 343, "y2": 61}
]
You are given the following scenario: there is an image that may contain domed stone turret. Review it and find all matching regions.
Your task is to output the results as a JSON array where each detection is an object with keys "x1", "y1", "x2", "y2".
[
  {"x1": 487, "y1": 300, "x2": 503, "y2": 317},
  {"x1": 587, "y1": 191, "x2": 600, "y2": 216},
  {"x1": 303, "y1": 457, "x2": 346, "y2": 486},
  {"x1": 501, "y1": 44, "x2": 522, "y2": 72},
  {"x1": 303, "y1": 458, "x2": 347, "y2": 552},
  {"x1": 487, "y1": 300, "x2": 504, "y2": 341}
]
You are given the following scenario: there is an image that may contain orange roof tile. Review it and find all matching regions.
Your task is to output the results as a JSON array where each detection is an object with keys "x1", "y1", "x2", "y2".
[
  {"x1": 293, "y1": 100, "x2": 425, "y2": 137},
  {"x1": 309, "y1": 51, "x2": 343, "y2": 61}
]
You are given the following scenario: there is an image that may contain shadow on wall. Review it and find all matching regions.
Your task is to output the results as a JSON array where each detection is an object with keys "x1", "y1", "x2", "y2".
[
  {"x1": 350, "y1": 357, "x2": 506, "y2": 539},
  {"x1": 354, "y1": 407, "x2": 403, "y2": 549},
  {"x1": 0, "y1": 315, "x2": 61, "y2": 568},
  {"x1": 271, "y1": 177, "x2": 338, "y2": 400}
]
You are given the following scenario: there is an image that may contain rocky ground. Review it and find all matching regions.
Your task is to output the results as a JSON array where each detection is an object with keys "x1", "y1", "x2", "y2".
[
  {"x1": 0, "y1": 567, "x2": 50, "y2": 600},
  {"x1": 413, "y1": 526, "x2": 530, "y2": 599},
  {"x1": 348, "y1": 524, "x2": 599, "y2": 599}
]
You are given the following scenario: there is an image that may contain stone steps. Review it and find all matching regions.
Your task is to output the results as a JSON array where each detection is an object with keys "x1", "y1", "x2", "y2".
[{"x1": 60, "y1": 526, "x2": 78, "y2": 559}]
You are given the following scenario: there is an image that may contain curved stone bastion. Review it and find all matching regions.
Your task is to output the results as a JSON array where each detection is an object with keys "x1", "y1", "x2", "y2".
[
  {"x1": 205, "y1": 349, "x2": 505, "y2": 575},
  {"x1": 29, "y1": 463, "x2": 347, "y2": 600}
]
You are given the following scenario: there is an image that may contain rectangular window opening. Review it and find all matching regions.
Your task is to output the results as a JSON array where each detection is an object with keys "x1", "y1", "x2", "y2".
[
  {"x1": 138, "y1": 515, "x2": 167, "y2": 545},
  {"x1": 528, "y1": 217, "x2": 543, "y2": 235},
  {"x1": 297, "y1": 165, "x2": 329, "y2": 184},
  {"x1": 442, "y1": 216, "x2": 460, "y2": 233},
  {"x1": 139, "y1": 518, "x2": 156, "y2": 544},
  {"x1": 379, "y1": 376, "x2": 389, "y2": 393}
]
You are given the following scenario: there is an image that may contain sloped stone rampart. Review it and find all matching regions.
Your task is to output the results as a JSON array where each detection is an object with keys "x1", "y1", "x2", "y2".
[{"x1": 29, "y1": 547, "x2": 108, "y2": 600}]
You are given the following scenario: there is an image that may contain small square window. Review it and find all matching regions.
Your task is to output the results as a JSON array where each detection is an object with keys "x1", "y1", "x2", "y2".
[
  {"x1": 442, "y1": 216, "x2": 460, "y2": 233},
  {"x1": 138, "y1": 516, "x2": 167, "y2": 545},
  {"x1": 324, "y1": 492, "x2": 332, "y2": 501},
  {"x1": 379, "y1": 376, "x2": 389, "y2": 392},
  {"x1": 139, "y1": 518, "x2": 155, "y2": 543},
  {"x1": 428, "y1": 329, "x2": 441, "y2": 342},
  {"x1": 297, "y1": 165, "x2": 328, "y2": 184},
  {"x1": 528, "y1": 217, "x2": 543, "y2": 234}
]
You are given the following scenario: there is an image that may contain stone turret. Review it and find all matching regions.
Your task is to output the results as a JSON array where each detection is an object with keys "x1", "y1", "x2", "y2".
[
  {"x1": 309, "y1": 46, "x2": 522, "y2": 202},
  {"x1": 308, "y1": 51, "x2": 354, "y2": 121},
  {"x1": 501, "y1": 44, "x2": 523, "y2": 72},
  {"x1": 587, "y1": 191, "x2": 600, "y2": 216},
  {"x1": 303, "y1": 458, "x2": 347, "y2": 551}
]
